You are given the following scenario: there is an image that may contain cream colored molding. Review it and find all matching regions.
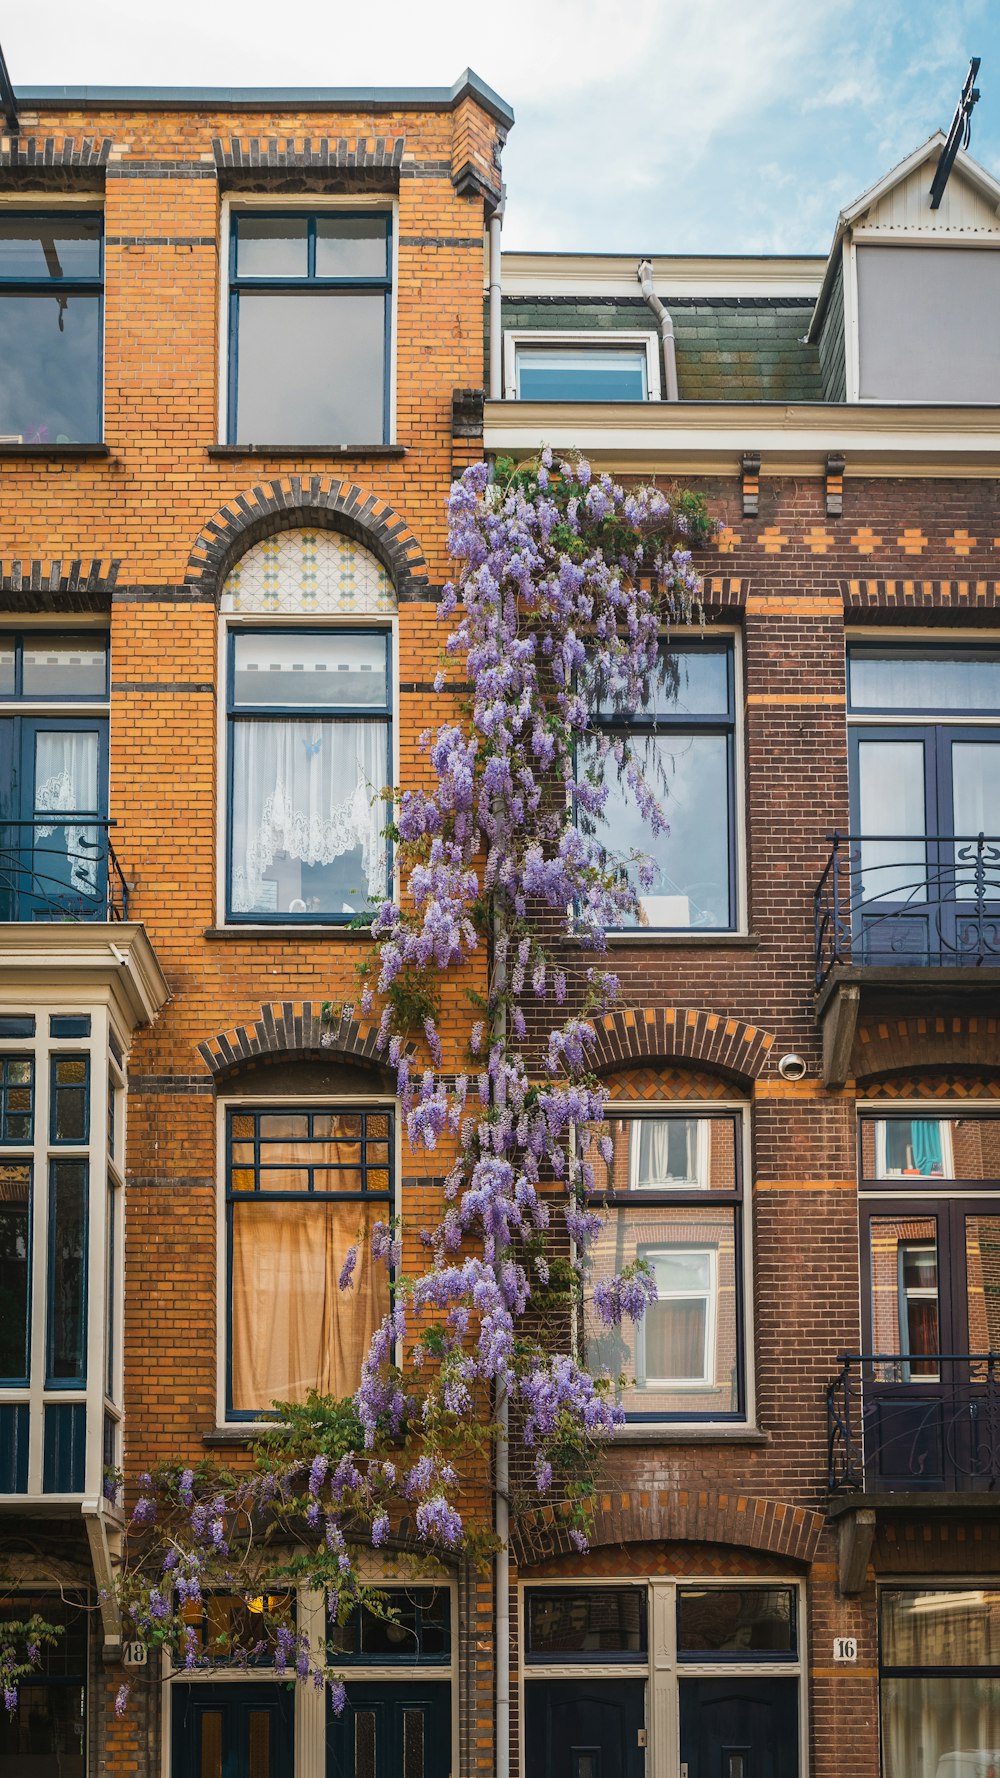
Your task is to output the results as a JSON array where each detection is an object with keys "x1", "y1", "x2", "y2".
[
  {"x1": 499, "y1": 252, "x2": 824, "y2": 300},
  {"x1": 0, "y1": 921, "x2": 170, "y2": 1031}
]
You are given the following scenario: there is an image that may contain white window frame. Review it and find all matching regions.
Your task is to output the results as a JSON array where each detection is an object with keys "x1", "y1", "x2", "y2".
[
  {"x1": 875, "y1": 1116, "x2": 955, "y2": 1180},
  {"x1": 503, "y1": 328, "x2": 661, "y2": 401},
  {"x1": 636, "y1": 1244, "x2": 717, "y2": 1391}
]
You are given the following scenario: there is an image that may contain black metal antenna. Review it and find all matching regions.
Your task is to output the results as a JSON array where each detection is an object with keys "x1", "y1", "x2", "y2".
[{"x1": 929, "y1": 57, "x2": 981, "y2": 208}]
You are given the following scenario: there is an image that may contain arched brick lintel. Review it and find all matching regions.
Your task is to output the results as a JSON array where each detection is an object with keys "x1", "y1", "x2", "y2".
[
  {"x1": 854, "y1": 1012, "x2": 1000, "y2": 1084},
  {"x1": 197, "y1": 1001, "x2": 415, "y2": 1081},
  {"x1": 512, "y1": 1489, "x2": 824, "y2": 1569},
  {"x1": 184, "y1": 476, "x2": 430, "y2": 604},
  {"x1": 592, "y1": 1007, "x2": 776, "y2": 1086}
]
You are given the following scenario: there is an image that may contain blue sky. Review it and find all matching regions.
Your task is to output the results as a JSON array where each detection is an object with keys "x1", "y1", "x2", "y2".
[{"x1": 4, "y1": 0, "x2": 998, "y2": 255}]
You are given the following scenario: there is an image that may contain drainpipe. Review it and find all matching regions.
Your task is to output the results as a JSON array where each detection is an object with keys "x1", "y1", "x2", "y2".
[
  {"x1": 496, "y1": 1386, "x2": 510, "y2": 1778},
  {"x1": 489, "y1": 187, "x2": 505, "y2": 400},
  {"x1": 637, "y1": 258, "x2": 678, "y2": 401}
]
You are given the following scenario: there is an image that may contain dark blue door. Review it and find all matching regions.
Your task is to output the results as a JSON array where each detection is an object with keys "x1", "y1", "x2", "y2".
[
  {"x1": 171, "y1": 1683, "x2": 294, "y2": 1778},
  {"x1": 326, "y1": 1681, "x2": 451, "y2": 1778},
  {"x1": 524, "y1": 1678, "x2": 645, "y2": 1778},
  {"x1": 679, "y1": 1677, "x2": 798, "y2": 1778}
]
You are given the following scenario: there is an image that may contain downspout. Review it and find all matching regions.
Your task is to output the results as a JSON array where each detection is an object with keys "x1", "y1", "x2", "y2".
[
  {"x1": 489, "y1": 187, "x2": 505, "y2": 400},
  {"x1": 496, "y1": 1387, "x2": 510, "y2": 1778},
  {"x1": 637, "y1": 258, "x2": 678, "y2": 401}
]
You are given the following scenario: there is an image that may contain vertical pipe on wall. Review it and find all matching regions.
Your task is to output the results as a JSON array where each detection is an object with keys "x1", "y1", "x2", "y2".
[
  {"x1": 637, "y1": 258, "x2": 679, "y2": 400},
  {"x1": 495, "y1": 1385, "x2": 510, "y2": 1778}
]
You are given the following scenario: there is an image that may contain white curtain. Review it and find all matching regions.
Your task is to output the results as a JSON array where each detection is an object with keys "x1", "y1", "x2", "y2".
[
  {"x1": 231, "y1": 719, "x2": 387, "y2": 913},
  {"x1": 34, "y1": 730, "x2": 100, "y2": 897},
  {"x1": 858, "y1": 739, "x2": 927, "y2": 905}
]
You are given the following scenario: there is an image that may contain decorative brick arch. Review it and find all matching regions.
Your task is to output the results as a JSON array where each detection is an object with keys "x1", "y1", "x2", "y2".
[
  {"x1": 512, "y1": 1489, "x2": 824, "y2": 1569},
  {"x1": 197, "y1": 1000, "x2": 416, "y2": 1080},
  {"x1": 184, "y1": 476, "x2": 430, "y2": 604},
  {"x1": 854, "y1": 1012, "x2": 1000, "y2": 1084},
  {"x1": 591, "y1": 1007, "x2": 775, "y2": 1086}
]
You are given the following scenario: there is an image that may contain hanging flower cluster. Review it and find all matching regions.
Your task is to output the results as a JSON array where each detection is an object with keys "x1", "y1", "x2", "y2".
[{"x1": 0, "y1": 454, "x2": 713, "y2": 1715}]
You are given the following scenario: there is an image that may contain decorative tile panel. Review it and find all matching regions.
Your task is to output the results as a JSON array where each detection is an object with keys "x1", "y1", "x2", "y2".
[{"x1": 221, "y1": 529, "x2": 396, "y2": 615}]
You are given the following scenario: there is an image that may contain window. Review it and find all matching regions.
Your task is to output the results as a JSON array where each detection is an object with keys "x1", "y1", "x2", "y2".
[
  {"x1": 227, "y1": 211, "x2": 391, "y2": 445},
  {"x1": 225, "y1": 1107, "x2": 392, "y2": 1419},
  {"x1": 0, "y1": 1162, "x2": 31, "y2": 1385},
  {"x1": 0, "y1": 1592, "x2": 87, "y2": 1777},
  {"x1": 582, "y1": 639, "x2": 737, "y2": 931},
  {"x1": 856, "y1": 244, "x2": 1000, "y2": 403},
  {"x1": 505, "y1": 331, "x2": 660, "y2": 401},
  {"x1": 330, "y1": 1587, "x2": 451, "y2": 1663},
  {"x1": 677, "y1": 1587, "x2": 797, "y2": 1658},
  {"x1": 178, "y1": 1592, "x2": 295, "y2": 1667},
  {"x1": 880, "y1": 1588, "x2": 1000, "y2": 1778},
  {"x1": 584, "y1": 1111, "x2": 746, "y2": 1421},
  {"x1": 226, "y1": 627, "x2": 391, "y2": 922},
  {"x1": 0, "y1": 214, "x2": 102, "y2": 444},
  {"x1": 524, "y1": 1588, "x2": 646, "y2": 1662}
]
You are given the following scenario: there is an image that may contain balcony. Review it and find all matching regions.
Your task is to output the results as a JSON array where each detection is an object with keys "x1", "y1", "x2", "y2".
[
  {"x1": 813, "y1": 833, "x2": 1000, "y2": 1085},
  {"x1": 0, "y1": 817, "x2": 129, "y2": 922}
]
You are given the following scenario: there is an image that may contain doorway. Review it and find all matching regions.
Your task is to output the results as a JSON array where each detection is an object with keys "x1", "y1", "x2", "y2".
[
  {"x1": 170, "y1": 1683, "x2": 294, "y2": 1778},
  {"x1": 523, "y1": 1678, "x2": 646, "y2": 1778},
  {"x1": 679, "y1": 1676, "x2": 799, "y2": 1778},
  {"x1": 326, "y1": 1681, "x2": 451, "y2": 1778}
]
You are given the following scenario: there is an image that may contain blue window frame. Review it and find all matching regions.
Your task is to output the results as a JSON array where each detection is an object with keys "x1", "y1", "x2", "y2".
[
  {"x1": 330, "y1": 1588, "x2": 452, "y2": 1664},
  {"x1": 524, "y1": 1587, "x2": 647, "y2": 1663},
  {"x1": 50, "y1": 1055, "x2": 90, "y2": 1145},
  {"x1": 0, "y1": 1160, "x2": 32, "y2": 1385},
  {"x1": 677, "y1": 1587, "x2": 797, "y2": 1660},
  {"x1": 0, "y1": 1055, "x2": 33, "y2": 1142},
  {"x1": 227, "y1": 210, "x2": 392, "y2": 446},
  {"x1": 582, "y1": 638, "x2": 737, "y2": 932},
  {"x1": 226, "y1": 626, "x2": 392, "y2": 923},
  {"x1": 225, "y1": 1107, "x2": 393, "y2": 1420},
  {"x1": 46, "y1": 1159, "x2": 88, "y2": 1388},
  {"x1": 0, "y1": 213, "x2": 103, "y2": 443}
]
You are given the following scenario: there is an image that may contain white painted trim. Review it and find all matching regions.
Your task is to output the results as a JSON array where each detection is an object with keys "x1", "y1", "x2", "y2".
[
  {"x1": 500, "y1": 252, "x2": 824, "y2": 300},
  {"x1": 503, "y1": 329, "x2": 661, "y2": 401}
]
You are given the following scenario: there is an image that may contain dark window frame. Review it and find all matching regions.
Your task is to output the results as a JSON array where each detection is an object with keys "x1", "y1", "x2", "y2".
[
  {"x1": 676, "y1": 1585, "x2": 798, "y2": 1662},
  {"x1": 331, "y1": 1586, "x2": 452, "y2": 1666},
  {"x1": 0, "y1": 1158, "x2": 32, "y2": 1387},
  {"x1": 0, "y1": 1053, "x2": 34, "y2": 1143},
  {"x1": 523, "y1": 1585, "x2": 648, "y2": 1665},
  {"x1": 0, "y1": 631, "x2": 110, "y2": 703},
  {"x1": 49, "y1": 1053, "x2": 91, "y2": 1146},
  {"x1": 859, "y1": 1109, "x2": 1000, "y2": 1190},
  {"x1": 0, "y1": 210, "x2": 104, "y2": 444}
]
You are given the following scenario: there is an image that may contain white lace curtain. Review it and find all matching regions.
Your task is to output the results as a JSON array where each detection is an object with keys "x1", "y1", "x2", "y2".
[
  {"x1": 231, "y1": 719, "x2": 387, "y2": 913},
  {"x1": 34, "y1": 730, "x2": 100, "y2": 897}
]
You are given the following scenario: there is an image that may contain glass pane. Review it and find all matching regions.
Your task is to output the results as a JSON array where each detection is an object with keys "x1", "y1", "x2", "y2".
[
  {"x1": 526, "y1": 1588, "x2": 646, "y2": 1657},
  {"x1": 232, "y1": 631, "x2": 388, "y2": 709},
  {"x1": 230, "y1": 718, "x2": 389, "y2": 918},
  {"x1": 330, "y1": 1587, "x2": 451, "y2": 1660},
  {"x1": 52, "y1": 1056, "x2": 89, "y2": 1143},
  {"x1": 0, "y1": 1684, "x2": 86, "y2": 1776},
  {"x1": 22, "y1": 636, "x2": 108, "y2": 698},
  {"x1": 857, "y1": 739, "x2": 927, "y2": 904},
  {"x1": 0, "y1": 1162, "x2": 31, "y2": 1380},
  {"x1": 952, "y1": 742, "x2": 1000, "y2": 896},
  {"x1": 403, "y1": 1709, "x2": 424, "y2": 1778},
  {"x1": 248, "y1": 1711, "x2": 270, "y2": 1778},
  {"x1": 850, "y1": 648, "x2": 1000, "y2": 712},
  {"x1": 47, "y1": 1159, "x2": 88, "y2": 1383},
  {"x1": 583, "y1": 732, "x2": 731, "y2": 929},
  {"x1": 315, "y1": 217, "x2": 389, "y2": 278},
  {"x1": 0, "y1": 215, "x2": 101, "y2": 279},
  {"x1": 34, "y1": 729, "x2": 99, "y2": 813},
  {"x1": 862, "y1": 1115, "x2": 1000, "y2": 1183},
  {"x1": 881, "y1": 1674, "x2": 1000, "y2": 1778},
  {"x1": 0, "y1": 295, "x2": 101, "y2": 441},
  {"x1": 1, "y1": 1056, "x2": 34, "y2": 1142},
  {"x1": 230, "y1": 1198, "x2": 389, "y2": 1412},
  {"x1": 199, "y1": 1711, "x2": 223, "y2": 1778},
  {"x1": 235, "y1": 215, "x2": 309, "y2": 278},
  {"x1": 882, "y1": 1589, "x2": 1000, "y2": 1665},
  {"x1": 106, "y1": 1184, "x2": 115, "y2": 1398},
  {"x1": 183, "y1": 1592, "x2": 294, "y2": 1664},
  {"x1": 966, "y1": 1217, "x2": 1000, "y2": 1353},
  {"x1": 869, "y1": 1216, "x2": 939, "y2": 1381},
  {"x1": 590, "y1": 1115, "x2": 736, "y2": 1194},
  {"x1": 585, "y1": 1205, "x2": 739, "y2": 1416},
  {"x1": 234, "y1": 291, "x2": 386, "y2": 444},
  {"x1": 678, "y1": 1587, "x2": 796, "y2": 1655},
  {"x1": 516, "y1": 346, "x2": 647, "y2": 400},
  {"x1": 355, "y1": 1711, "x2": 376, "y2": 1778},
  {"x1": 595, "y1": 644, "x2": 731, "y2": 719},
  {"x1": 0, "y1": 641, "x2": 14, "y2": 695}
]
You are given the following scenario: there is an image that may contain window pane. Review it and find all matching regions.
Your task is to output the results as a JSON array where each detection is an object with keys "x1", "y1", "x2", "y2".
[
  {"x1": 678, "y1": 1587, "x2": 796, "y2": 1655},
  {"x1": 856, "y1": 739, "x2": 927, "y2": 905},
  {"x1": 230, "y1": 718, "x2": 388, "y2": 917},
  {"x1": 590, "y1": 1115, "x2": 736, "y2": 1194},
  {"x1": 47, "y1": 1160, "x2": 88, "y2": 1383},
  {"x1": 584, "y1": 732, "x2": 732, "y2": 929},
  {"x1": 516, "y1": 346, "x2": 647, "y2": 401},
  {"x1": 585, "y1": 1206, "x2": 739, "y2": 1417},
  {"x1": 233, "y1": 291, "x2": 386, "y2": 444},
  {"x1": 0, "y1": 1162, "x2": 31, "y2": 1381},
  {"x1": 232, "y1": 632, "x2": 388, "y2": 709},
  {"x1": 329, "y1": 1587, "x2": 451, "y2": 1661},
  {"x1": 22, "y1": 636, "x2": 108, "y2": 698},
  {"x1": 1, "y1": 1057, "x2": 34, "y2": 1143},
  {"x1": 51, "y1": 1056, "x2": 89, "y2": 1144},
  {"x1": 0, "y1": 215, "x2": 101, "y2": 280},
  {"x1": 526, "y1": 1588, "x2": 646, "y2": 1658},
  {"x1": 0, "y1": 295, "x2": 101, "y2": 441},
  {"x1": 230, "y1": 1197, "x2": 389, "y2": 1412},
  {"x1": 0, "y1": 1685, "x2": 86, "y2": 1775},
  {"x1": 849, "y1": 648, "x2": 1000, "y2": 713},
  {"x1": 354, "y1": 1711, "x2": 376, "y2": 1778},
  {"x1": 966, "y1": 1217, "x2": 1000, "y2": 1354},
  {"x1": 315, "y1": 217, "x2": 389, "y2": 279},
  {"x1": 199, "y1": 1712, "x2": 223, "y2": 1778},
  {"x1": 180, "y1": 1592, "x2": 294, "y2": 1665},
  {"x1": 869, "y1": 1216, "x2": 939, "y2": 1381},
  {"x1": 881, "y1": 1675, "x2": 1000, "y2": 1778},
  {"x1": 235, "y1": 216, "x2": 309, "y2": 278},
  {"x1": 0, "y1": 642, "x2": 13, "y2": 695},
  {"x1": 862, "y1": 1115, "x2": 1000, "y2": 1183},
  {"x1": 595, "y1": 645, "x2": 731, "y2": 719},
  {"x1": 403, "y1": 1709, "x2": 424, "y2": 1778},
  {"x1": 882, "y1": 1590, "x2": 1000, "y2": 1666},
  {"x1": 248, "y1": 1712, "x2": 270, "y2": 1778}
]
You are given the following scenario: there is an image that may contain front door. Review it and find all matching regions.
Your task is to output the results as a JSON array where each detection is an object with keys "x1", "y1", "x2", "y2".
[
  {"x1": 171, "y1": 1683, "x2": 294, "y2": 1778},
  {"x1": 679, "y1": 1677, "x2": 798, "y2": 1778},
  {"x1": 326, "y1": 1681, "x2": 451, "y2": 1778},
  {"x1": 524, "y1": 1678, "x2": 646, "y2": 1778}
]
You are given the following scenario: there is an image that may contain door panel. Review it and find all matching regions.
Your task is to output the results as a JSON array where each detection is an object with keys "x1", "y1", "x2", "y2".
[
  {"x1": 326, "y1": 1682, "x2": 450, "y2": 1778},
  {"x1": 523, "y1": 1679, "x2": 645, "y2": 1778},
  {"x1": 679, "y1": 1676, "x2": 798, "y2": 1778},
  {"x1": 171, "y1": 1684, "x2": 294, "y2": 1778},
  {"x1": 852, "y1": 733, "x2": 932, "y2": 963}
]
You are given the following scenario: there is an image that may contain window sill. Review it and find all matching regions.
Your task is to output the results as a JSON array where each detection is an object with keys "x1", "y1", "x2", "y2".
[
  {"x1": 612, "y1": 1423, "x2": 769, "y2": 1445},
  {"x1": 207, "y1": 444, "x2": 407, "y2": 460},
  {"x1": 0, "y1": 443, "x2": 110, "y2": 458},
  {"x1": 204, "y1": 924, "x2": 375, "y2": 941},
  {"x1": 604, "y1": 931, "x2": 758, "y2": 948},
  {"x1": 203, "y1": 1427, "x2": 259, "y2": 1446}
]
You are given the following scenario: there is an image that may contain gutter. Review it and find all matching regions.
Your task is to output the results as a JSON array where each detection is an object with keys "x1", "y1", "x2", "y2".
[{"x1": 637, "y1": 259, "x2": 678, "y2": 400}]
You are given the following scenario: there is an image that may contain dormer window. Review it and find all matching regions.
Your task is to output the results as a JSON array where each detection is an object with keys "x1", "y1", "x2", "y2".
[{"x1": 505, "y1": 331, "x2": 660, "y2": 401}]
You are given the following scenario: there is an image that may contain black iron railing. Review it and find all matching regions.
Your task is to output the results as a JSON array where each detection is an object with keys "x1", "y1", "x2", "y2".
[
  {"x1": 827, "y1": 1353, "x2": 1000, "y2": 1492},
  {"x1": 815, "y1": 832, "x2": 1000, "y2": 986},
  {"x1": 0, "y1": 817, "x2": 129, "y2": 921}
]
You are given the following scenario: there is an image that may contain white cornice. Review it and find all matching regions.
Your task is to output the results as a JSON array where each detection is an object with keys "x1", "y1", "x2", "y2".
[
  {"x1": 484, "y1": 398, "x2": 1000, "y2": 476},
  {"x1": 498, "y1": 253, "x2": 824, "y2": 300},
  {"x1": 0, "y1": 922, "x2": 170, "y2": 1031}
]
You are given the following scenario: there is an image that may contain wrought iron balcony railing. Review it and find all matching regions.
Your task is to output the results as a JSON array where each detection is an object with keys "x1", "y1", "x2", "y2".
[
  {"x1": 815, "y1": 832, "x2": 1000, "y2": 986},
  {"x1": 0, "y1": 817, "x2": 129, "y2": 921},
  {"x1": 827, "y1": 1353, "x2": 1000, "y2": 1493}
]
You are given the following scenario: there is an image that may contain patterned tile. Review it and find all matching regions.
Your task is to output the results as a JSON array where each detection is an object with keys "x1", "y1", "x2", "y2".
[{"x1": 221, "y1": 528, "x2": 396, "y2": 615}]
